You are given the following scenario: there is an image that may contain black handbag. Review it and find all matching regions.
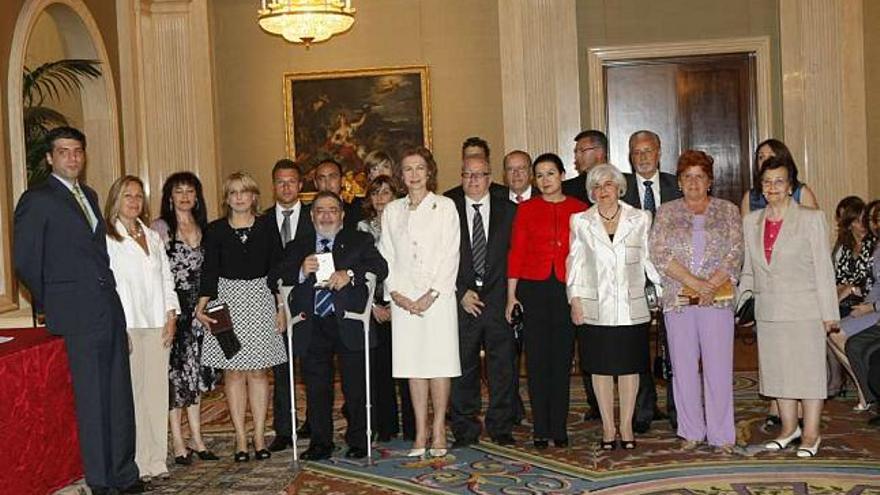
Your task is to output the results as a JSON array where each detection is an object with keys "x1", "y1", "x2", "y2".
[
  {"x1": 510, "y1": 303, "x2": 524, "y2": 353},
  {"x1": 735, "y1": 290, "x2": 755, "y2": 327}
]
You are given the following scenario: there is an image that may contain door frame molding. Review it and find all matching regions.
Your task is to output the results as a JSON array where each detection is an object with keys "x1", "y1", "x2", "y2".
[{"x1": 587, "y1": 36, "x2": 772, "y2": 141}]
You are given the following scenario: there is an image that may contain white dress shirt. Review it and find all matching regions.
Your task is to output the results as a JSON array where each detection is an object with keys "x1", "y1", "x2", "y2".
[
  {"x1": 464, "y1": 193, "x2": 490, "y2": 241},
  {"x1": 275, "y1": 201, "x2": 302, "y2": 245},
  {"x1": 508, "y1": 186, "x2": 532, "y2": 204},
  {"x1": 634, "y1": 170, "x2": 660, "y2": 209},
  {"x1": 107, "y1": 218, "x2": 180, "y2": 329}
]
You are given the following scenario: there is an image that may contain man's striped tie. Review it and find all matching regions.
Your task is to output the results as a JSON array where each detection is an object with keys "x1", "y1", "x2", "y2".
[{"x1": 314, "y1": 239, "x2": 334, "y2": 317}]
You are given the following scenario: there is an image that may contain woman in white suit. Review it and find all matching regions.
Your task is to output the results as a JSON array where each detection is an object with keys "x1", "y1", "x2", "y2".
[
  {"x1": 104, "y1": 175, "x2": 180, "y2": 481},
  {"x1": 739, "y1": 156, "x2": 838, "y2": 458},
  {"x1": 379, "y1": 147, "x2": 461, "y2": 458},
  {"x1": 567, "y1": 164, "x2": 660, "y2": 450}
]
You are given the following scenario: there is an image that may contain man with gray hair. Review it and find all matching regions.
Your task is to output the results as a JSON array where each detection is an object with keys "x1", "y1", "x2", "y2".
[{"x1": 622, "y1": 129, "x2": 682, "y2": 434}]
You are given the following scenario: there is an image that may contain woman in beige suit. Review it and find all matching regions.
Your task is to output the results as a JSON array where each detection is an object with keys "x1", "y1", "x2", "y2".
[{"x1": 739, "y1": 156, "x2": 839, "y2": 458}]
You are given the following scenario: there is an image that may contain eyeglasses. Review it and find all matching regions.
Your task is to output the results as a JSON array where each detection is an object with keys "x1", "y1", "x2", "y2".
[
  {"x1": 761, "y1": 178, "x2": 788, "y2": 188},
  {"x1": 632, "y1": 149, "x2": 656, "y2": 157},
  {"x1": 461, "y1": 172, "x2": 491, "y2": 180},
  {"x1": 575, "y1": 146, "x2": 601, "y2": 154}
]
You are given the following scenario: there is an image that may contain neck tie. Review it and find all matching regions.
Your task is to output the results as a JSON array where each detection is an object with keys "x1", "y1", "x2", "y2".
[
  {"x1": 72, "y1": 183, "x2": 95, "y2": 230},
  {"x1": 471, "y1": 203, "x2": 487, "y2": 281},
  {"x1": 280, "y1": 209, "x2": 294, "y2": 247},
  {"x1": 314, "y1": 238, "x2": 334, "y2": 317},
  {"x1": 643, "y1": 180, "x2": 656, "y2": 215},
  {"x1": 515, "y1": 194, "x2": 523, "y2": 204}
]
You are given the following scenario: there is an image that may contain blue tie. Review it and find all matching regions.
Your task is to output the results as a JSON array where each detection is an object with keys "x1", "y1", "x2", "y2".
[
  {"x1": 314, "y1": 239, "x2": 334, "y2": 317},
  {"x1": 643, "y1": 180, "x2": 656, "y2": 214}
]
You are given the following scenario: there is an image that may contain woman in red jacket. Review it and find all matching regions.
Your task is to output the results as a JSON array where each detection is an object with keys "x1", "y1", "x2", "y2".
[{"x1": 506, "y1": 153, "x2": 588, "y2": 448}]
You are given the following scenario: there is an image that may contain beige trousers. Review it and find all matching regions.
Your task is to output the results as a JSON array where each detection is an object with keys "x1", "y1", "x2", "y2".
[{"x1": 128, "y1": 328, "x2": 170, "y2": 477}]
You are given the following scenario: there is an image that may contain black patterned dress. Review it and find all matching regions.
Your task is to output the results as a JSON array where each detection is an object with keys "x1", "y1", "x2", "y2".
[{"x1": 167, "y1": 238, "x2": 219, "y2": 409}]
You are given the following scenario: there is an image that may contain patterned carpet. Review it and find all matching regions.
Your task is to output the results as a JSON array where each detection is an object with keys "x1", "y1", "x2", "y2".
[{"x1": 57, "y1": 372, "x2": 880, "y2": 494}]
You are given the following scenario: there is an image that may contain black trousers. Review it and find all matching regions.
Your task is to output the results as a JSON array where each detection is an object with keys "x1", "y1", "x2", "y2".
[
  {"x1": 633, "y1": 317, "x2": 677, "y2": 425},
  {"x1": 371, "y1": 318, "x2": 414, "y2": 437},
  {"x1": 63, "y1": 291, "x2": 138, "y2": 489},
  {"x1": 519, "y1": 276, "x2": 575, "y2": 440},
  {"x1": 302, "y1": 316, "x2": 368, "y2": 450},
  {"x1": 846, "y1": 324, "x2": 880, "y2": 403},
  {"x1": 450, "y1": 307, "x2": 517, "y2": 441},
  {"x1": 272, "y1": 338, "x2": 303, "y2": 437}
]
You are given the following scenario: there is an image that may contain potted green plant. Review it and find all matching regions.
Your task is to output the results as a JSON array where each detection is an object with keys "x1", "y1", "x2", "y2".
[{"x1": 23, "y1": 58, "x2": 101, "y2": 187}]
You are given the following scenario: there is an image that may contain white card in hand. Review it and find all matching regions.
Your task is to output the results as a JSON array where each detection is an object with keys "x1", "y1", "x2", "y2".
[{"x1": 315, "y1": 252, "x2": 336, "y2": 286}]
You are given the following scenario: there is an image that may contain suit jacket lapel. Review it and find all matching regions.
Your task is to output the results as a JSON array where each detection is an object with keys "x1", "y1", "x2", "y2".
[
  {"x1": 487, "y1": 196, "x2": 503, "y2": 257},
  {"x1": 613, "y1": 203, "x2": 636, "y2": 246}
]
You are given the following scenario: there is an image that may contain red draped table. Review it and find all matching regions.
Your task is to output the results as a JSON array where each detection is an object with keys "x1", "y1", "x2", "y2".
[{"x1": 0, "y1": 328, "x2": 82, "y2": 494}]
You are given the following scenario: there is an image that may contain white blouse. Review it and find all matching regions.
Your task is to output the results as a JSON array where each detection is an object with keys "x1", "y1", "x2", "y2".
[{"x1": 107, "y1": 218, "x2": 180, "y2": 329}]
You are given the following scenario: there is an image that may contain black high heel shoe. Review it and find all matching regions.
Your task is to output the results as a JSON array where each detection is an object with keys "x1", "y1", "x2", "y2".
[
  {"x1": 174, "y1": 451, "x2": 192, "y2": 465},
  {"x1": 191, "y1": 448, "x2": 219, "y2": 461},
  {"x1": 233, "y1": 451, "x2": 250, "y2": 463}
]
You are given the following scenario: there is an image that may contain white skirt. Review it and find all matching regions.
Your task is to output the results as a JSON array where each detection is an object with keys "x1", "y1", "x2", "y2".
[{"x1": 391, "y1": 292, "x2": 461, "y2": 379}]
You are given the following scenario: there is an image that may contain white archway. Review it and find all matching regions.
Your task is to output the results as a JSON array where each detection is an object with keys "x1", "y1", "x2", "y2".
[
  {"x1": 1, "y1": 0, "x2": 121, "y2": 313},
  {"x1": 8, "y1": 0, "x2": 121, "y2": 204}
]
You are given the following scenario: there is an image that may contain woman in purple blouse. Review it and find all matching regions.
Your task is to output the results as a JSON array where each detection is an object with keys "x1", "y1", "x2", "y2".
[{"x1": 649, "y1": 150, "x2": 744, "y2": 453}]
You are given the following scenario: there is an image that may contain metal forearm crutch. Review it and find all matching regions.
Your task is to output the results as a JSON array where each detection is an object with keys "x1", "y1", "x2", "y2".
[
  {"x1": 278, "y1": 281, "x2": 305, "y2": 471},
  {"x1": 343, "y1": 272, "x2": 378, "y2": 465}
]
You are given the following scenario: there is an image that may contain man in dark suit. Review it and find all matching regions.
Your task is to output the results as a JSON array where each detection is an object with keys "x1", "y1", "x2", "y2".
[
  {"x1": 314, "y1": 159, "x2": 364, "y2": 228},
  {"x1": 444, "y1": 136, "x2": 507, "y2": 200},
  {"x1": 447, "y1": 156, "x2": 518, "y2": 448},
  {"x1": 621, "y1": 129, "x2": 682, "y2": 434},
  {"x1": 266, "y1": 159, "x2": 316, "y2": 451},
  {"x1": 562, "y1": 131, "x2": 608, "y2": 420},
  {"x1": 502, "y1": 150, "x2": 535, "y2": 204},
  {"x1": 562, "y1": 129, "x2": 608, "y2": 204},
  {"x1": 13, "y1": 127, "x2": 146, "y2": 494},
  {"x1": 271, "y1": 191, "x2": 388, "y2": 460}
]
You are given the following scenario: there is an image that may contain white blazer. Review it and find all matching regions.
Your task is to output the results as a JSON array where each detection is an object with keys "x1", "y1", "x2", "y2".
[
  {"x1": 107, "y1": 218, "x2": 180, "y2": 329},
  {"x1": 566, "y1": 201, "x2": 660, "y2": 326}
]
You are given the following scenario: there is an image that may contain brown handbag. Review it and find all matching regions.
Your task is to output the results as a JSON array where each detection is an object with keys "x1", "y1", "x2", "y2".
[{"x1": 205, "y1": 303, "x2": 241, "y2": 359}]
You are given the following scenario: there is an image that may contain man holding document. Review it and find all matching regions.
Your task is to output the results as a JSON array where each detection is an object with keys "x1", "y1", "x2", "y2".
[{"x1": 271, "y1": 191, "x2": 388, "y2": 460}]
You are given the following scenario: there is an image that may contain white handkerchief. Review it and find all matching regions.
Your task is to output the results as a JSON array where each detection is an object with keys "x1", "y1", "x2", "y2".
[
  {"x1": 0, "y1": 336, "x2": 14, "y2": 344},
  {"x1": 315, "y1": 252, "x2": 336, "y2": 287}
]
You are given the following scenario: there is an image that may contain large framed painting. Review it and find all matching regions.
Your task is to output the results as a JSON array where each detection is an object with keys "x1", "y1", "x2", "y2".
[{"x1": 283, "y1": 65, "x2": 432, "y2": 199}]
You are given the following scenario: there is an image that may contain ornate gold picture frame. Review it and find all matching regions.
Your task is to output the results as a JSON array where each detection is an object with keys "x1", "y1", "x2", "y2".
[{"x1": 283, "y1": 65, "x2": 432, "y2": 200}]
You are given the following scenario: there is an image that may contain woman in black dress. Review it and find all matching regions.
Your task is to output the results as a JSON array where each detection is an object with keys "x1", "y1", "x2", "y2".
[
  {"x1": 152, "y1": 172, "x2": 219, "y2": 464},
  {"x1": 194, "y1": 172, "x2": 287, "y2": 462}
]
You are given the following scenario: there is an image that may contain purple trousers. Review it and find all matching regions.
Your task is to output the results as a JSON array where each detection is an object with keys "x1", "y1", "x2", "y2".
[{"x1": 665, "y1": 306, "x2": 735, "y2": 446}]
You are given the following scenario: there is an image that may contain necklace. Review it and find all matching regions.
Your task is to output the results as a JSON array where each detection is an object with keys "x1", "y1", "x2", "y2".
[
  {"x1": 597, "y1": 205, "x2": 621, "y2": 223},
  {"x1": 123, "y1": 220, "x2": 143, "y2": 240}
]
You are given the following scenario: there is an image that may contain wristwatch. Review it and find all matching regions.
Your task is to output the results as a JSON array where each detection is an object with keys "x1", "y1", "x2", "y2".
[{"x1": 346, "y1": 269, "x2": 355, "y2": 284}]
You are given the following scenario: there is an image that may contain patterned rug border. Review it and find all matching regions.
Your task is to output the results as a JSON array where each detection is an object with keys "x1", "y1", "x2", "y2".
[
  {"x1": 472, "y1": 442, "x2": 880, "y2": 480},
  {"x1": 588, "y1": 471, "x2": 880, "y2": 494},
  {"x1": 305, "y1": 463, "x2": 452, "y2": 495}
]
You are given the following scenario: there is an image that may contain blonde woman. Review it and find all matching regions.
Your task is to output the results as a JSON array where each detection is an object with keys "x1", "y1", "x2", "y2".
[
  {"x1": 104, "y1": 175, "x2": 179, "y2": 481},
  {"x1": 194, "y1": 172, "x2": 287, "y2": 462}
]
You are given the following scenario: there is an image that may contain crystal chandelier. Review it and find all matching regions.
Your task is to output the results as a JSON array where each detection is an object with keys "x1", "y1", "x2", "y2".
[{"x1": 258, "y1": 0, "x2": 356, "y2": 47}]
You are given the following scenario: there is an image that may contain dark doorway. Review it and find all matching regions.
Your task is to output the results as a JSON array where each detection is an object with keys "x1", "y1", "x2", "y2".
[{"x1": 604, "y1": 53, "x2": 756, "y2": 204}]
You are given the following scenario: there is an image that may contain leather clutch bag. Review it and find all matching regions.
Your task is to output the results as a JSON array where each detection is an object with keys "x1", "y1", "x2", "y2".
[
  {"x1": 206, "y1": 303, "x2": 234, "y2": 335},
  {"x1": 205, "y1": 303, "x2": 241, "y2": 359},
  {"x1": 679, "y1": 279, "x2": 735, "y2": 305}
]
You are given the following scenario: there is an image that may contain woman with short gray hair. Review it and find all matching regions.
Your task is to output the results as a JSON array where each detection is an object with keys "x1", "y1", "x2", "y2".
[{"x1": 567, "y1": 163, "x2": 660, "y2": 450}]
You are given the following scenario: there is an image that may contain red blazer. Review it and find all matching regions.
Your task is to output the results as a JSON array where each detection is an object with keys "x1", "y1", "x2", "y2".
[{"x1": 508, "y1": 196, "x2": 587, "y2": 282}]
